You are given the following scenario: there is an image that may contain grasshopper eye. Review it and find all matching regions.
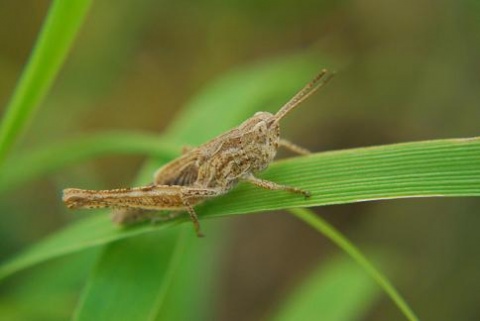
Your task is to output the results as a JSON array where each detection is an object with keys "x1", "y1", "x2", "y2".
[{"x1": 253, "y1": 120, "x2": 267, "y2": 133}]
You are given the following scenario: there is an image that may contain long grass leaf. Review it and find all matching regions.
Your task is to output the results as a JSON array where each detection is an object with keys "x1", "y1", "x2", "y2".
[
  {"x1": 0, "y1": 136, "x2": 478, "y2": 281},
  {"x1": 271, "y1": 255, "x2": 383, "y2": 321},
  {"x1": 290, "y1": 208, "x2": 418, "y2": 321},
  {"x1": 0, "y1": 0, "x2": 92, "y2": 163}
]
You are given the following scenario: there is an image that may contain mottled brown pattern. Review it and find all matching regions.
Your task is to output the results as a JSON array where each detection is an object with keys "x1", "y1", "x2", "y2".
[{"x1": 62, "y1": 70, "x2": 333, "y2": 236}]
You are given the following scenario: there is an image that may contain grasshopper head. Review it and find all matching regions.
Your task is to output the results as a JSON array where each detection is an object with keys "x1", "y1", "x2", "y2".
[
  {"x1": 251, "y1": 111, "x2": 280, "y2": 139},
  {"x1": 241, "y1": 112, "x2": 280, "y2": 161},
  {"x1": 237, "y1": 111, "x2": 280, "y2": 146}
]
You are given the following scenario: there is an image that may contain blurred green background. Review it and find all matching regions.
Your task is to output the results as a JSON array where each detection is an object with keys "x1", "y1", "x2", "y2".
[{"x1": 0, "y1": 0, "x2": 479, "y2": 320}]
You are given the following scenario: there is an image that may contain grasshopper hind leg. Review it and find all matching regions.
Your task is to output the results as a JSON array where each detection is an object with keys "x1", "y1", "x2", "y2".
[
  {"x1": 110, "y1": 186, "x2": 223, "y2": 237},
  {"x1": 181, "y1": 201, "x2": 204, "y2": 237},
  {"x1": 180, "y1": 186, "x2": 224, "y2": 237}
]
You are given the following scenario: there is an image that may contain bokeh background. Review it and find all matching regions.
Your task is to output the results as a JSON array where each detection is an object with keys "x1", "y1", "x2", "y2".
[{"x1": 0, "y1": 0, "x2": 479, "y2": 320}]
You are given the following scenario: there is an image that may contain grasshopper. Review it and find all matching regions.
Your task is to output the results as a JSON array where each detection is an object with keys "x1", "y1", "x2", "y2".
[{"x1": 63, "y1": 69, "x2": 334, "y2": 236}]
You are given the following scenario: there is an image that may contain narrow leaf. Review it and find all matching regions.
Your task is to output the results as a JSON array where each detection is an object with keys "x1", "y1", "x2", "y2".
[
  {"x1": 0, "y1": 136, "x2": 477, "y2": 280},
  {"x1": 0, "y1": 0, "x2": 93, "y2": 163},
  {"x1": 73, "y1": 228, "x2": 189, "y2": 321},
  {"x1": 272, "y1": 255, "x2": 383, "y2": 321},
  {"x1": 290, "y1": 208, "x2": 418, "y2": 321}
]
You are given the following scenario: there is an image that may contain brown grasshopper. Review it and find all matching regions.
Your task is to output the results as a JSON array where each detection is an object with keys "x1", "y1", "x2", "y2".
[{"x1": 63, "y1": 69, "x2": 334, "y2": 236}]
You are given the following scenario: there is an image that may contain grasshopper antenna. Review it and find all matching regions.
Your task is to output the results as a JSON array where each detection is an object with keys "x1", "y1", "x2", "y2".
[{"x1": 274, "y1": 69, "x2": 334, "y2": 124}]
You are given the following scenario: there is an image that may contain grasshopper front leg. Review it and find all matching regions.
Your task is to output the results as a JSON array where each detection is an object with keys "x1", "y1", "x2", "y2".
[{"x1": 242, "y1": 174, "x2": 311, "y2": 198}]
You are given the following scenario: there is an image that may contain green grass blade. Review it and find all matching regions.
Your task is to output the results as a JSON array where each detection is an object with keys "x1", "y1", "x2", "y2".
[
  {"x1": 201, "y1": 137, "x2": 480, "y2": 217},
  {"x1": 0, "y1": 0, "x2": 92, "y2": 163},
  {"x1": 72, "y1": 228, "x2": 189, "y2": 321},
  {"x1": 72, "y1": 222, "x2": 225, "y2": 321},
  {"x1": 148, "y1": 222, "x2": 225, "y2": 321},
  {"x1": 0, "y1": 215, "x2": 172, "y2": 281},
  {"x1": 0, "y1": 136, "x2": 478, "y2": 281},
  {"x1": 271, "y1": 255, "x2": 383, "y2": 321},
  {"x1": 0, "y1": 131, "x2": 178, "y2": 194},
  {"x1": 290, "y1": 208, "x2": 418, "y2": 321},
  {"x1": 0, "y1": 249, "x2": 100, "y2": 321}
]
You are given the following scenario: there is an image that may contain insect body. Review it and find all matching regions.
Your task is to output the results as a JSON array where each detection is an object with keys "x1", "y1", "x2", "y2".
[{"x1": 63, "y1": 69, "x2": 333, "y2": 236}]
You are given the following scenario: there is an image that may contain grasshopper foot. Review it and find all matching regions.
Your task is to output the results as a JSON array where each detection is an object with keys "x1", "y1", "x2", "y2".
[{"x1": 183, "y1": 202, "x2": 205, "y2": 237}]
